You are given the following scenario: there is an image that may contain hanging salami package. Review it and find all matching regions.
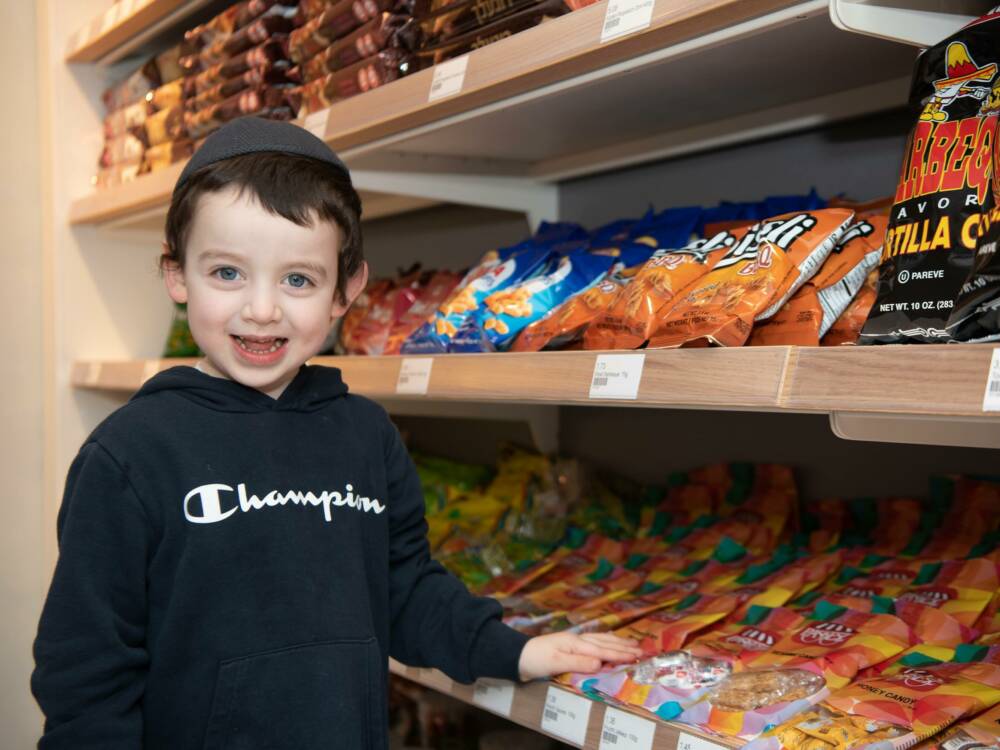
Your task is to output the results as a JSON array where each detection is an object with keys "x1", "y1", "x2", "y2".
[{"x1": 861, "y1": 9, "x2": 1000, "y2": 344}]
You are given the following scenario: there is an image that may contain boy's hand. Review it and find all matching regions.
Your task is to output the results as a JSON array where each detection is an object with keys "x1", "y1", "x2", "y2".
[{"x1": 517, "y1": 632, "x2": 644, "y2": 681}]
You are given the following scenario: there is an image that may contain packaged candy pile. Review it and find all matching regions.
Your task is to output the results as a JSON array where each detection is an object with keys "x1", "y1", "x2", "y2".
[
  {"x1": 327, "y1": 190, "x2": 903, "y2": 354},
  {"x1": 415, "y1": 448, "x2": 1000, "y2": 749}
]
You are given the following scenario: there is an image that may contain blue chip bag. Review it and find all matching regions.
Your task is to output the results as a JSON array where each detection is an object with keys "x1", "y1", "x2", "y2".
[
  {"x1": 450, "y1": 249, "x2": 615, "y2": 352},
  {"x1": 630, "y1": 206, "x2": 702, "y2": 249}
]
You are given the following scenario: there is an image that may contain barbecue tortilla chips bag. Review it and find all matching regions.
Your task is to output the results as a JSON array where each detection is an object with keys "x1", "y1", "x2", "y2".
[
  {"x1": 862, "y1": 9, "x2": 1000, "y2": 343},
  {"x1": 648, "y1": 209, "x2": 854, "y2": 348}
]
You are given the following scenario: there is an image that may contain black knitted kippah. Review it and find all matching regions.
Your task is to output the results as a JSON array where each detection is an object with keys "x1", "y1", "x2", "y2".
[{"x1": 174, "y1": 116, "x2": 350, "y2": 194}]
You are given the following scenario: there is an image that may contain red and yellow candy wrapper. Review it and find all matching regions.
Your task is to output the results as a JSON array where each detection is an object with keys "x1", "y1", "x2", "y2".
[
  {"x1": 615, "y1": 593, "x2": 741, "y2": 656},
  {"x1": 566, "y1": 581, "x2": 694, "y2": 634},
  {"x1": 505, "y1": 563, "x2": 643, "y2": 629},
  {"x1": 915, "y1": 702, "x2": 1000, "y2": 749},
  {"x1": 920, "y1": 478, "x2": 1000, "y2": 561},
  {"x1": 493, "y1": 534, "x2": 628, "y2": 597},
  {"x1": 688, "y1": 606, "x2": 807, "y2": 662},
  {"x1": 896, "y1": 558, "x2": 1000, "y2": 628},
  {"x1": 976, "y1": 593, "x2": 1000, "y2": 646}
]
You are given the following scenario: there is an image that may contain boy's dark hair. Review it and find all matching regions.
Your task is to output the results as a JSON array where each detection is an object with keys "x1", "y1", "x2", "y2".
[{"x1": 163, "y1": 151, "x2": 364, "y2": 304}]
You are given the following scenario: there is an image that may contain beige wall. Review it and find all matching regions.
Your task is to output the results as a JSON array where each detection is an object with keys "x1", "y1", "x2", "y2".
[{"x1": 0, "y1": 0, "x2": 46, "y2": 743}]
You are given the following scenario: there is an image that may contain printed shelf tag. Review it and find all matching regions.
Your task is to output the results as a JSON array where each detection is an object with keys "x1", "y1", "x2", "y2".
[
  {"x1": 599, "y1": 707, "x2": 655, "y2": 750},
  {"x1": 429, "y1": 56, "x2": 469, "y2": 102},
  {"x1": 590, "y1": 353, "x2": 645, "y2": 400},
  {"x1": 397, "y1": 358, "x2": 433, "y2": 395},
  {"x1": 472, "y1": 678, "x2": 515, "y2": 716},
  {"x1": 601, "y1": 0, "x2": 655, "y2": 43},
  {"x1": 678, "y1": 731, "x2": 728, "y2": 750},
  {"x1": 983, "y1": 348, "x2": 1000, "y2": 412},
  {"x1": 541, "y1": 685, "x2": 592, "y2": 747}
]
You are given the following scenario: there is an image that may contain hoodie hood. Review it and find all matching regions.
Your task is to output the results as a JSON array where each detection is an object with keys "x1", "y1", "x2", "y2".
[{"x1": 131, "y1": 364, "x2": 349, "y2": 413}]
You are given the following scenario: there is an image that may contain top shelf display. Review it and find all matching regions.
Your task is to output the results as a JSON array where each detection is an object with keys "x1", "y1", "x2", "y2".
[{"x1": 68, "y1": 0, "x2": 921, "y2": 228}]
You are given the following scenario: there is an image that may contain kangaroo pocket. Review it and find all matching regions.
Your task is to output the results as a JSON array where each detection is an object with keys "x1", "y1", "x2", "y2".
[{"x1": 202, "y1": 638, "x2": 385, "y2": 750}]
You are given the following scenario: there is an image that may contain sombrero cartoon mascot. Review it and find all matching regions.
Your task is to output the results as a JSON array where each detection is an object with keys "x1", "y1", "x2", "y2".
[{"x1": 921, "y1": 41, "x2": 997, "y2": 122}]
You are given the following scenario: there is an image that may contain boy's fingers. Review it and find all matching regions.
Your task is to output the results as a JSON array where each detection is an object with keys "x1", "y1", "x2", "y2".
[
  {"x1": 581, "y1": 633, "x2": 642, "y2": 650},
  {"x1": 568, "y1": 638, "x2": 640, "y2": 663},
  {"x1": 555, "y1": 652, "x2": 603, "y2": 674}
]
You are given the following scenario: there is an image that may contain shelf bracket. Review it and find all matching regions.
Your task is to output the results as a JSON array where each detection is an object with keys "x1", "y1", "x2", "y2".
[
  {"x1": 829, "y1": 0, "x2": 990, "y2": 47},
  {"x1": 351, "y1": 169, "x2": 560, "y2": 230},
  {"x1": 830, "y1": 411, "x2": 1000, "y2": 449}
]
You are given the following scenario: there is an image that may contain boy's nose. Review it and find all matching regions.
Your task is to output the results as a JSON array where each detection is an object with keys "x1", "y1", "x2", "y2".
[{"x1": 242, "y1": 291, "x2": 283, "y2": 324}]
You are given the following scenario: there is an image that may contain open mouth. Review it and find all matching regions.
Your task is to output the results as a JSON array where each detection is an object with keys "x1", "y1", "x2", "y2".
[{"x1": 231, "y1": 335, "x2": 288, "y2": 355}]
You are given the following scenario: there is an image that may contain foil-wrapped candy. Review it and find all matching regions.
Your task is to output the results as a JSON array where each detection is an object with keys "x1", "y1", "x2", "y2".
[{"x1": 631, "y1": 651, "x2": 732, "y2": 690}]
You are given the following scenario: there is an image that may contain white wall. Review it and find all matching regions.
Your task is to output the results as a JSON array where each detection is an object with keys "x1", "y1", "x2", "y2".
[{"x1": 0, "y1": 0, "x2": 46, "y2": 743}]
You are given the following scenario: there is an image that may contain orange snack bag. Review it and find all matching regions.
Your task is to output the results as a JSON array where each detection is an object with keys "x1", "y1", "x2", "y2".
[
  {"x1": 583, "y1": 231, "x2": 739, "y2": 350},
  {"x1": 822, "y1": 268, "x2": 878, "y2": 346},
  {"x1": 511, "y1": 244, "x2": 654, "y2": 352},
  {"x1": 749, "y1": 285, "x2": 825, "y2": 346},
  {"x1": 616, "y1": 593, "x2": 741, "y2": 656},
  {"x1": 897, "y1": 558, "x2": 1000, "y2": 628},
  {"x1": 566, "y1": 581, "x2": 694, "y2": 634},
  {"x1": 917, "y1": 701, "x2": 1000, "y2": 749},
  {"x1": 648, "y1": 208, "x2": 854, "y2": 348},
  {"x1": 688, "y1": 606, "x2": 807, "y2": 662}
]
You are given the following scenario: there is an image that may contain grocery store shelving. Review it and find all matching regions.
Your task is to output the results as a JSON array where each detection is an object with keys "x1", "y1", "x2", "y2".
[
  {"x1": 389, "y1": 659, "x2": 737, "y2": 750},
  {"x1": 70, "y1": 346, "x2": 1000, "y2": 448},
  {"x1": 828, "y1": 0, "x2": 991, "y2": 48},
  {"x1": 68, "y1": 0, "x2": 920, "y2": 230},
  {"x1": 65, "y1": 0, "x2": 220, "y2": 64}
]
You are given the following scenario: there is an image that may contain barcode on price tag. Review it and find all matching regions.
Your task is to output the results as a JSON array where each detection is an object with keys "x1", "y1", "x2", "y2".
[
  {"x1": 472, "y1": 679, "x2": 515, "y2": 716},
  {"x1": 983, "y1": 348, "x2": 1000, "y2": 411},
  {"x1": 601, "y1": 0, "x2": 655, "y2": 43},
  {"x1": 599, "y1": 707, "x2": 655, "y2": 750},
  {"x1": 678, "y1": 731, "x2": 728, "y2": 750},
  {"x1": 540, "y1": 686, "x2": 592, "y2": 747},
  {"x1": 589, "y1": 353, "x2": 645, "y2": 400},
  {"x1": 428, "y1": 56, "x2": 469, "y2": 101},
  {"x1": 396, "y1": 358, "x2": 433, "y2": 395}
]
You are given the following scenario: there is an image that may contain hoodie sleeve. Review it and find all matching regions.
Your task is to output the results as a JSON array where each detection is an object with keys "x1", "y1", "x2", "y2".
[
  {"x1": 32, "y1": 440, "x2": 151, "y2": 749},
  {"x1": 383, "y1": 420, "x2": 529, "y2": 684}
]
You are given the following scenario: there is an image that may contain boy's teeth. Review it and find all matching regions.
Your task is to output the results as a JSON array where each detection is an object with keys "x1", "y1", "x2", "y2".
[{"x1": 236, "y1": 336, "x2": 285, "y2": 353}]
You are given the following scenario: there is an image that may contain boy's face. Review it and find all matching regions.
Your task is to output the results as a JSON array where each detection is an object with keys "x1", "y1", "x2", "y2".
[{"x1": 164, "y1": 186, "x2": 367, "y2": 399}]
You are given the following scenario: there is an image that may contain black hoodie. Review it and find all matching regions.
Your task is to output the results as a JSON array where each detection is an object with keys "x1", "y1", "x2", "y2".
[{"x1": 32, "y1": 365, "x2": 529, "y2": 749}]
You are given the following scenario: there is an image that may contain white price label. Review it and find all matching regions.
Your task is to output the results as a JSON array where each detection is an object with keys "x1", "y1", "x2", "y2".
[
  {"x1": 428, "y1": 56, "x2": 469, "y2": 101},
  {"x1": 983, "y1": 348, "x2": 1000, "y2": 411},
  {"x1": 599, "y1": 707, "x2": 655, "y2": 750},
  {"x1": 541, "y1": 686, "x2": 592, "y2": 747},
  {"x1": 601, "y1": 0, "x2": 655, "y2": 43},
  {"x1": 678, "y1": 732, "x2": 728, "y2": 750},
  {"x1": 472, "y1": 678, "x2": 515, "y2": 716},
  {"x1": 589, "y1": 353, "x2": 645, "y2": 400},
  {"x1": 396, "y1": 358, "x2": 433, "y2": 395},
  {"x1": 303, "y1": 110, "x2": 328, "y2": 139}
]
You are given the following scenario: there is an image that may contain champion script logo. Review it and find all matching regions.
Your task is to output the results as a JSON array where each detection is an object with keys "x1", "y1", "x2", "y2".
[{"x1": 184, "y1": 482, "x2": 386, "y2": 524}]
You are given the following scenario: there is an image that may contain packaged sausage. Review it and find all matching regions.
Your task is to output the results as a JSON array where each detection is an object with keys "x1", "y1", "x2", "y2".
[
  {"x1": 141, "y1": 139, "x2": 195, "y2": 174},
  {"x1": 297, "y1": 14, "x2": 421, "y2": 81},
  {"x1": 147, "y1": 79, "x2": 185, "y2": 112},
  {"x1": 187, "y1": 66, "x2": 296, "y2": 112},
  {"x1": 451, "y1": 250, "x2": 614, "y2": 352},
  {"x1": 289, "y1": 0, "x2": 405, "y2": 63},
  {"x1": 291, "y1": 48, "x2": 414, "y2": 114},
  {"x1": 185, "y1": 0, "x2": 287, "y2": 48},
  {"x1": 99, "y1": 133, "x2": 144, "y2": 168},
  {"x1": 861, "y1": 10, "x2": 1000, "y2": 344},
  {"x1": 511, "y1": 243, "x2": 656, "y2": 352},
  {"x1": 184, "y1": 87, "x2": 293, "y2": 140},
  {"x1": 647, "y1": 209, "x2": 854, "y2": 348},
  {"x1": 182, "y1": 13, "x2": 294, "y2": 72},
  {"x1": 154, "y1": 40, "x2": 197, "y2": 84},
  {"x1": 583, "y1": 231, "x2": 738, "y2": 350},
  {"x1": 144, "y1": 104, "x2": 187, "y2": 147},
  {"x1": 188, "y1": 39, "x2": 291, "y2": 96},
  {"x1": 749, "y1": 216, "x2": 886, "y2": 347},
  {"x1": 103, "y1": 99, "x2": 152, "y2": 141}
]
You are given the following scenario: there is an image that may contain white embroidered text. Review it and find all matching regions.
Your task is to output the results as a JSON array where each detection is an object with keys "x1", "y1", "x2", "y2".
[{"x1": 183, "y1": 482, "x2": 386, "y2": 524}]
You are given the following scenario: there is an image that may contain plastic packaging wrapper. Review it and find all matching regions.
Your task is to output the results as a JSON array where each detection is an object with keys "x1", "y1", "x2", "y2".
[
  {"x1": 916, "y1": 702, "x2": 1000, "y2": 749},
  {"x1": 154, "y1": 40, "x2": 197, "y2": 83},
  {"x1": 103, "y1": 99, "x2": 151, "y2": 141},
  {"x1": 184, "y1": 86, "x2": 293, "y2": 140},
  {"x1": 142, "y1": 139, "x2": 196, "y2": 174},
  {"x1": 148, "y1": 79, "x2": 185, "y2": 112},
  {"x1": 450, "y1": 250, "x2": 615, "y2": 352},
  {"x1": 188, "y1": 66, "x2": 297, "y2": 112},
  {"x1": 384, "y1": 271, "x2": 462, "y2": 355},
  {"x1": 185, "y1": 0, "x2": 286, "y2": 48},
  {"x1": 99, "y1": 133, "x2": 144, "y2": 168},
  {"x1": 750, "y1": 216, "x2": 886, "y2": 346},
  {"x1": 187, "y1": 39, "x2": 292, "y2": 96},
  {"x1": 291, "y1": 49, "x2": 415, "y2": 114},
  {"x1": 103, "y1": 58, "x2": 161, "y2": 113},
  {"x1": 144, "y1": 104, "x2": 187, "y2": 147},
  {"x1": 614, "y1": 593, "x2": 741, "y2": 657},
  {"x1": 647, "y1": 208, "x2": 854, "y2": 348},
  {"x1": 861, "y1": 10, "x2": 1000, "y2": 344},
  {"x1": 182, "y1": 13, "x2": 294, "y2": 72},
  {"x1": 511, "y1": 243, "x2": 655, "y2": 352},
  {"x1": 297, "y1": 13, "x2": 421, "y2": 81},
  {"x1": 823, "y1": 268, "x2": 879, "y2": 345},
  {"x1": 289, "y1": 0, "x2": 405, "y2": 63}
]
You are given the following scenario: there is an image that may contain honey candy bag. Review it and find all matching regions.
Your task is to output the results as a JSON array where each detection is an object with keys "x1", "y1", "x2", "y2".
[
  {"x1": 894, "y1": 558, "x2": 1000, "y2": 628},
  {"x1": 565, "y1": 580, "x2": 696, "y2": 634},
  {"x1": 614, "y1": 592, "x2": 742, "y2": 657},
  {"x1": 916, "y1": 702, "x2": 1000, "y2": 749},
  {"x1": 648, "y1": 208, "x2": 854, "y2": 348}
]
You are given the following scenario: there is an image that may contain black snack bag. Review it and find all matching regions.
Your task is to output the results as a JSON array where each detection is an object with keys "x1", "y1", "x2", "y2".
[{"x1": 860, "y1": 8, "x2": 1000, "y2": 344}]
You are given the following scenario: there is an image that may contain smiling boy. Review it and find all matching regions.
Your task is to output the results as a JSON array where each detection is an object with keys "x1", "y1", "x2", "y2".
[{"x1": 31, "y1": 117, "x2": 640, "y2": 749}]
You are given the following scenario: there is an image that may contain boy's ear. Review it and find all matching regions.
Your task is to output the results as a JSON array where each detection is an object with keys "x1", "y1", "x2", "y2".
[
  {"x1": 331, "y1": 261, "x2": 369, "y2": 319},
  {"x1": 162, "y1": 242, "x2": 188, "y2": 305}
]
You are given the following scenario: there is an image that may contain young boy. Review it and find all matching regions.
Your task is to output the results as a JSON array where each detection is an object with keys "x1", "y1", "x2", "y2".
[{"x1": 32, "y1": 116, "x2": 641, "y2": 749}]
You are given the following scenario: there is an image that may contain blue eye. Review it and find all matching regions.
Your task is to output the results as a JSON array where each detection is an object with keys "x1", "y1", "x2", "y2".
[
  {"x1": 215, "y1": 267, "x2": 240, "y2": 281},
  {"x1": 286, "y1": 273, "x2": 312, "y2": 288}
]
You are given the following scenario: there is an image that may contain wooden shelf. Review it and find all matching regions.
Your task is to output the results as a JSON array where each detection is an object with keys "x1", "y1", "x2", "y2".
[
  {"x1": 70, "y1": 345, "x2": 1000, "y2": 420},
  {"x1": 67, "y1": 0, "x2": 917, "y2": 228},
  {"x1": 66, "y1": 0, "x2": 218, "y2": 64},
  {"x1": 389, "y1": 659, "x2": 737, "y2": 750}
]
